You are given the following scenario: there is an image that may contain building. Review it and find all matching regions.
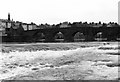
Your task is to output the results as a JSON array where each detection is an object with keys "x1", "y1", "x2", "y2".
[
  {"x1": 27, "y1": 22, "x2": 37, "y2": 30},
  {"x1": 22, "y1": 23, "x2": 28, "y2": 31},
  {"x1": 0, "y1": 19, "x2": 10, "y2": 36},
  {"x1": 60, "y1": 22, "x2": 71, "y2": 28}
]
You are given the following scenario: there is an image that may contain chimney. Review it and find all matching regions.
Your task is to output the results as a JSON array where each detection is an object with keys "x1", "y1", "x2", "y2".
[{"x1": 8, "y1": 13, "x2": 10, "y2": 21}]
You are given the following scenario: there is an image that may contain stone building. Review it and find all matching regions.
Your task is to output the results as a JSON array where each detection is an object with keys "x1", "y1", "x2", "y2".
[{"x1": 60, "y1": 22, "x2": 71, "y2": 28}]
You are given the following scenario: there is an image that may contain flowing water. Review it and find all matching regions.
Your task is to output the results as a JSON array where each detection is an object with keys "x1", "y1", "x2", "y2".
[{"x1": 0, "y1": 42, "x2": 119, "y2": 80}]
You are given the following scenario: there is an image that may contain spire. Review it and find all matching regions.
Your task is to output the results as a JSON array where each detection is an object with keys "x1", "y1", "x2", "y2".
[{"x1": 8, "y1": 13, "x2": 10, "y2": 21}]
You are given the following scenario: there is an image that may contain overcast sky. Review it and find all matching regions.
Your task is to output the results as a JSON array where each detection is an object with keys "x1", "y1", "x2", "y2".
[{"x1": 0, "y1": 0, "x2": 119, "y2": 25}]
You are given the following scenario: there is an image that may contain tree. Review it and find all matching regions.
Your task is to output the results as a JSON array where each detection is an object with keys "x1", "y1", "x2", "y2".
[{"x1": 99, "y1": 21, "x2": 101, "y2": 24}]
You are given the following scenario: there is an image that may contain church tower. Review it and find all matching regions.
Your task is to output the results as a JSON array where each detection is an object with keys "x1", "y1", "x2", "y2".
[{"x1": 8, "y1": 13, "x2": 10, "y2": 21}]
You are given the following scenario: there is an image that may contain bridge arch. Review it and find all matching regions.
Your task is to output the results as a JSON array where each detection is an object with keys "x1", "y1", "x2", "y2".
[
  {"x1": 117, "y1": 33, "x2": 120, "y2": 41},
  {"x1": 94, "y1": 31, "x2": 107, "y2": 41},
  {"x1": 32, "y1": 32, "x2": 45, "y2": 42},
  {"x1": 72, "y1": 31, "x2": 85, "y2": 42},
  {"x1": 94, "y1": 32, "x2": 103, "y2": 41},
  {"x1": 53, "y1": 31, "x2": 64, "y2": 42}
]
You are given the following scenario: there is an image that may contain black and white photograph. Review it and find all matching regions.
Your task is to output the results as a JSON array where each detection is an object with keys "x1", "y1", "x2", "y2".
[{"x1": 0, "y1": 0, "x2": 120, "y2": 81}]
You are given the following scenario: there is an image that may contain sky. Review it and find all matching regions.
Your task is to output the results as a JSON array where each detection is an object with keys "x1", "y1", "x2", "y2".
[{"x1": 0, "y1": 0, "x2": 119, "y2": 25}]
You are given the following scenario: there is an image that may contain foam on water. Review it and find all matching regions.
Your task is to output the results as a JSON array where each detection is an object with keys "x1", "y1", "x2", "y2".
[
  {"x1": 0, "y1": 47, "x2": 96, "y2": 80},
  {"x1": 0, "y1": 44, "x2": 119, "y2": 80}
]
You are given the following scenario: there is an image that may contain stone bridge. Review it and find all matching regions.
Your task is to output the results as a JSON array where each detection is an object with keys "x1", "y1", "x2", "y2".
[{"x1": 20, "y1": 26, "x2": 120, "y2": 42}]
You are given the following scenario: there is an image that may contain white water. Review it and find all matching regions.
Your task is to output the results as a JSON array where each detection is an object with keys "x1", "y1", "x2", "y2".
[{"x1": 0, "y1": 44, "x2": 119, "y2": 80}]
